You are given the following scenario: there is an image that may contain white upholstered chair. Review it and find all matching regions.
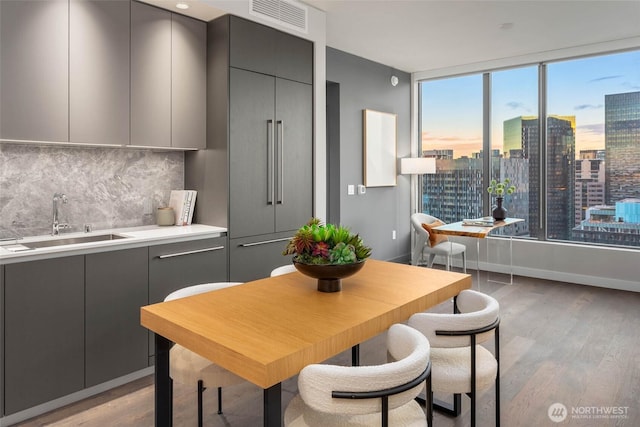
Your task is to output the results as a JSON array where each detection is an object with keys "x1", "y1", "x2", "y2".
[
  {"x1": 408, "y1": 289, "x2": 500, "y2": 427},
  {"x1": 165, "y1": 282, "x2": 245, "y2": 427},
  {"x1": 284, "y1": 323, "x2": 432, "y2": 427},
  {"x1": 270, "y1": 264, "x2": 297, "y2": 276},
  {"x1": 411, "y1": 212, "x2": 466, "y2": 272}
]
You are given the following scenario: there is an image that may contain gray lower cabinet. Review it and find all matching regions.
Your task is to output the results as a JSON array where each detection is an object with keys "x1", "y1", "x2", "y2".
[
  {"x1": 85, "y1": 248, "x2": 149, "y2": 387},
  {"x1": 0, "y1": 0, "x2": 69, "y2": 142},
  {"x1": 0, "y1": 265, "x2": 4, "y2": 417},
  {"x1": 3, "y1": 256, "x2": 85, "y2": 415},
  {"x1": 229, "y1": 233, "x2": 294, "y2": 282},
  {"x1": 148, "y1": 237, "x2": 228, "y2": 356}
]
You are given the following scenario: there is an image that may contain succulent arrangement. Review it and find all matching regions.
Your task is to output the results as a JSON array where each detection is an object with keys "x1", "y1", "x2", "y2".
[
  {"x1": 487, "y1": 178, "x2": 516, "y2": 197},
  {"x1": 283, "y1": 218, "x2": 372, "y2": 265}
]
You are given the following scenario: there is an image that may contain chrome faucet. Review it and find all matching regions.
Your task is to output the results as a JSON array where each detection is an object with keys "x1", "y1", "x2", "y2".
[{"x1": 52, "y1": 193, "x2": 70, "y2": 235}]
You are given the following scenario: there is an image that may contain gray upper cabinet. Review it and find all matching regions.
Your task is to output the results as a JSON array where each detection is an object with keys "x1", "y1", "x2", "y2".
[
  {"x1": 171, "y1": 13, "x2": 207, "y2": 149},
  {"x1": 229, "y1": 15, "x2": 313, "y2": 85},
  {"x1": 131, "y1": 1, "x2": 172, "y2": 147},
  {"x1": 131, "y1": 2, "x2": 205, "y2": 149},
  {"x1": 0, "y1": 0, "x2": 69, "y2": 142},
  {"x1": 70, "y1": 0, "x2": 130, "y2": 145}
]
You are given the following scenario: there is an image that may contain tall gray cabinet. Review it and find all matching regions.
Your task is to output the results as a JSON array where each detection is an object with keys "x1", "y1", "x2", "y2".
[{"x1": 186, "y1": 15, "x2": 313, "y2": 281}]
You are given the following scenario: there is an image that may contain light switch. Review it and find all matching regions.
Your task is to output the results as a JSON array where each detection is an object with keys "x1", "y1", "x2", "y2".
[
  {"x1": 357, "y1": 185, "x2": 366, "y2": 195},
  {"x1": 347, "y1": 185, "x2": 355, "y2": 195}
]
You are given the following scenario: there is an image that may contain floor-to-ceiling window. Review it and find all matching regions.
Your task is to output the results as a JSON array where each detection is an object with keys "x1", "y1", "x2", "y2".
[
  {"x1": 491, "y1": 66, "x2": 538, "y2": 237},
  {"x1": 419, "y1": 49, "x2": 640, "y2": 248},
  {"x1": 420, "y1": 74, "x2": 484, "y2": 223}
]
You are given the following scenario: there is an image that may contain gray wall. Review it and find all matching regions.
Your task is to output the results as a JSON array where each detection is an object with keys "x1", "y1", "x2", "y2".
[
  {"x1": 0, "y1": 143, "x2": 184, "y2": 238},
  {"x1": 326, "y1": 47, "x2": 411, "y2": 262}
]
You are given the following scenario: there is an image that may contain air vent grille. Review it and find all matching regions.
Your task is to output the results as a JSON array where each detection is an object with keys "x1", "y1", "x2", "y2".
[{"x1": 250, "y1": 0, "x2": 308, "y2": 33}]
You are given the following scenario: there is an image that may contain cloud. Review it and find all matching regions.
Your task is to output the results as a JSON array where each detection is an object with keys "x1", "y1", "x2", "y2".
[
  {"x1": 578, "y1": 123, "x2": 604, "y2": 134},
  {"x1": 505, "y1": 101, "x2": 532, "y2": 112},
  {"x1": 588, "y1": 75, "x2": 623, "y2": 83},
  {"x1": 574, "y1": 104, "x2": 603, "y2": 111}
]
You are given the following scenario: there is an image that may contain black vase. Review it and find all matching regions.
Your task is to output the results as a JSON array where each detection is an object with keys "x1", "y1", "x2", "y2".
[{"x1": 492, "y1": 197, "x2": 507, "y2": 221}]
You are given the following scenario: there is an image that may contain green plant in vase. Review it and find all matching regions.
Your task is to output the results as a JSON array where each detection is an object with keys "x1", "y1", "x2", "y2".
[
  {"x1": 487, "y1": 178, "x2": 516, "y2": 221},
  {"x1": 283, "y1": 218, "x2": 371, "y2": 265}
]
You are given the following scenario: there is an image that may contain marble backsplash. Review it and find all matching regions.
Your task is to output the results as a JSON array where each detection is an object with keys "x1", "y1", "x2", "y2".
[{"x1": 0, "y1": 143, "x2": 184, "y2": 239}]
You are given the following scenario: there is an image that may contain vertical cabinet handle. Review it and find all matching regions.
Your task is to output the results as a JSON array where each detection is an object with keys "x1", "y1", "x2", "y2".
[
  {"x1": 267, "y1": 119, "x2": 274, "y2": 205},
  {"x1": 277, "y1": 120, "x2": 284, "y2": 204}
]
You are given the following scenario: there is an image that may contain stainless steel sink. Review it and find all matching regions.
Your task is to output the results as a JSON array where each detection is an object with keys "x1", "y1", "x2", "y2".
[{"x1": 24, "y1": 234, "x2": 129, "y2": 249}]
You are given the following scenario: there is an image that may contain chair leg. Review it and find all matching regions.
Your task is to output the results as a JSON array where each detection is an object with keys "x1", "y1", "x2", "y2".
[
  {"x1": 462, "y1": 251, "x2": 467, "y2": 273},
  {"x1": 427, "y1": 254, "x2": 436, "y2": 268},
  {"x1": 217, "y1": 386, "x2": 223, "y2": 414},
  {"x1": 427, "y1": 373, "x2": 433, "y2": 427},
  {"x1": 433, "y1": 394, "x2": 461, "y2": 417},
  {"x1": 197, "y1": 380, "x2": 204, "y2": 427},
  {"x1": 445, "y1": 255, "x2": 451, "y2": 271},
  {"x1": 496, "y1": 326, "x2": 501, "y2": 427},
  {"x1": 470, "y1": 390, "x2": 476, "y2": 427}
]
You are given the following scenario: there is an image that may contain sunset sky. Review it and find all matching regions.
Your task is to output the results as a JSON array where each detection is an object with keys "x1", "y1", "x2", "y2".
[{"x1": 420, "y1": 50, "x2": 640, "y2": 159}]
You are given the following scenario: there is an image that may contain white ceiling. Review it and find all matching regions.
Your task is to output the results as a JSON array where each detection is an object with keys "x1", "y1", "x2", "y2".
[{"x1": 141, "y1": 0, "x2": 640, "y2": 73}]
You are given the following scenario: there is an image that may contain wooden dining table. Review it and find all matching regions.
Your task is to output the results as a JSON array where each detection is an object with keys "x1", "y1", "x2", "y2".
[{"x1": 140, "y1": 259, "x2": 472, "y2": 427}]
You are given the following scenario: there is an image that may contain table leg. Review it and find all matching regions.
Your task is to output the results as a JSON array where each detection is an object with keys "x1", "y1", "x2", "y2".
[
  {"x1": 264, "y1": 382, "x2": 282, "y2": 427},
  {"x1": 486, "y1": 235, "x2": 515, "y2": 285},
  {"x1": 154, "y1": 334, "x2": 173, "y2": 427},
  {"x1": 476, "y1": 238, "x2": 481, "y2": 289},
  {"x1": 352, "y1": 344, "x2": 360, "y2": 366}
]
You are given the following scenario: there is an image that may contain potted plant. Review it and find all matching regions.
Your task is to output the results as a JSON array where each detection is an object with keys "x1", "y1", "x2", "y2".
[
  {"x1": 487, "y1": 178, "x2": 516, "y2": 221},
  {"x1": 283, "y1": 218, "x2": 371, "y2": 292}
]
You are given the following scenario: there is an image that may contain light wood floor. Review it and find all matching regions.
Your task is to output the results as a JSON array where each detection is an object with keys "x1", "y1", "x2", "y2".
[{"x1": 13, "y1": 270, "x2": 640, "y2": 427}]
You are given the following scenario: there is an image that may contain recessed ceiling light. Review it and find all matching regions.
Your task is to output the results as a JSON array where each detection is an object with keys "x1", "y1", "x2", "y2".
[{"x1": 176, "y1": 3, "x2": 189, "y2": 10}]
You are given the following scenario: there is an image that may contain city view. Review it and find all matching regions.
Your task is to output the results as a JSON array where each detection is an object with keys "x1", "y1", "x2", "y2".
[{"x1": 419, "y1": 50, "x2": 640, "y2": 247}]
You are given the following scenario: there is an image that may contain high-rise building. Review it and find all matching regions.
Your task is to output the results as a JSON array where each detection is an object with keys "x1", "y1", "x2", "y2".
[
  {"x1": 605, "y1": 91, "x2": 640, "y2": 203},
  {"x1": 509, "y1": 115, "x2": 575, "y2": 239},
  {"x1": 422, "y1": 157, "x2": 485, "y2": 223},
  {"x1": 503, "y1": 116, "x2": 537, "y2": 158},
  {"x1": 574, "y1": 152, "x2": 605, "y2": 225}
]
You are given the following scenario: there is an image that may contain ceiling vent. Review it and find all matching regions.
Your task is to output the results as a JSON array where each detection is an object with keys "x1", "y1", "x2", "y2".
[{"x1": 250, "y1": 0, "x2": 308, "y2": 34}]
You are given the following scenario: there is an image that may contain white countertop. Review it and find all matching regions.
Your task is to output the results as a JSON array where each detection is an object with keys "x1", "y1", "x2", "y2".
[{"x1": 0, "y1": 224, "x2": 227, "y2": 264}]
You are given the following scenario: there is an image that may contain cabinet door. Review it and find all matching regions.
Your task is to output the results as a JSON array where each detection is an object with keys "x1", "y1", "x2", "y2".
[
  {"x1": 275, "y1": 30, "x2": 313, "y2": 84},
  {"x1": 4, "y1": 257, "x2": 85, "y2": 415},
  {"x1": 275, "y1": 79, "x2": 313, "y2": 232},
  {"x1": 0, "y1": 0, "x2": 69, "y2": 141},
  {"x1": 229, "y1": 15, "x2": 276, "y2": 77},
  {"x1": 0, "y1": 265, "x2": 4, "y2": 417},
  {"x1": 85, "y1": 248, "x2": 148, "y2": 387},
  {"x1": 69, "y1": 0, "x2": 130, "y2": 145},
  {"x1": 148, "y1": 237, "x2": 228, "y2": 304},
  {"x1": 229, "y1": 233, "x2": 295, "y2": 282},
  {"x1": 172, "y1": 13, "x2": 206, "y2": 149},
  {"x1": 131, "y1": 1, "x2": 171, "y2": 147},
  {"x1": 229, "y1": 68, "x2": 276, "y2": 238},
  {"x1": 229, "y1": 15, "x2": 313, "y2": 84},
  {"x1": 148, "y1": 237, "x2": 227, "y2": 357}
]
